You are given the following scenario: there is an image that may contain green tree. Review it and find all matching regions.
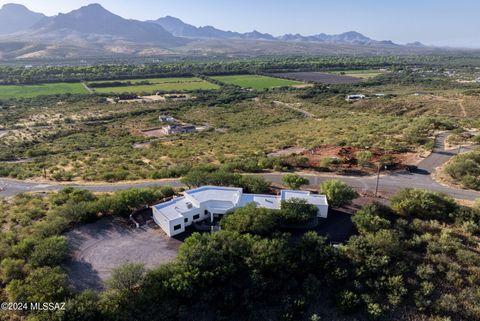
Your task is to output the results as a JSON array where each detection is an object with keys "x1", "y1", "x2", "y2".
[
  {"x1": 280, "y1": 198, "x2": 318, "y2": 225},
  {"x1": 55, "y1": 290, "x2": 102, "y2": 321},
  {"x1": 391, "y1": 188, "x2": 458, "y2": 221},
  {"x1": 240, "y1": 175, "x2": 271, "y2": 194},
  {"x1": 221, "y1": 203, "x2": 278, "y2": 235},
  {"x1": 6, "y1": 266, "x2": 67, "y2": 303},
  {"x1": 320, "y1": 180, "x2": 358, "y2": 207},
  {"x1": 0, "y1": 258, "x2": 25, "y2": 283},
  {"x1": 282, "y1": 173, "x2": 309, "y2": 190},
  {"x1": 357, "y1": 150, "x2": 373, "y2": 168},
  {"x1": 352, "y1": 203, "x2": 393, "y2": 234},
  {"x1": 29, "y1": 235, "x2": 68, "y2": 267},
  {"x1": 107, "y1": 263, "x2": 146, "y2": 292}
]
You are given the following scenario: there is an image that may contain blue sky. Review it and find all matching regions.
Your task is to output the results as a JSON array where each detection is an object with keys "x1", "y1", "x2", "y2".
[{"x1": 1, "y1": 0, "x2": 479, "y2": 47}]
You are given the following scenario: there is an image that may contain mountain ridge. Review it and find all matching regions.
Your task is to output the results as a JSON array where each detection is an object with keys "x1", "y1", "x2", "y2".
[
  {"x1": 0, "y1": 3, "x2": 46, "y2": 34},
  {"x1": 0, "y1": 2, "x2": 449, "y2": 60}
]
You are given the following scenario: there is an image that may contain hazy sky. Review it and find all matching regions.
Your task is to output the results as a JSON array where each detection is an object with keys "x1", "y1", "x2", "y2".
[{"x1": 1, "y1": 0, "x2": 479, "y2": 47}]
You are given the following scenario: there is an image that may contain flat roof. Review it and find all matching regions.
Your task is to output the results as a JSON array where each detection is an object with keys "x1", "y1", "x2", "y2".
[
  {"x1": 281, "y1": 190, "x2": 328, "y2": 206},
  {"x1": 239, "y1": 193, "x2": 281, "y2": 210},
  {"x1": 153, "y1": 196, "x2": 190, "y2": 221},
  {"x1": 185, "y1": 186, "x2": 243, "y2": 204}
]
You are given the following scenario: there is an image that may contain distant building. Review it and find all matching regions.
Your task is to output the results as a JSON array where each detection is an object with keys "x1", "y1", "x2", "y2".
[
  {"x1": 161, "y1": 124, "x2": 196, "y2": 135},
  {"x1": 158, "y1": 115, "x2": 176, "y2": 122},
  {"x1": 152, "y1": 186, "x2": 329, "y2": 237},
  {"x1": 346, "y1": 94, "x2": 366, "y2": 102}
]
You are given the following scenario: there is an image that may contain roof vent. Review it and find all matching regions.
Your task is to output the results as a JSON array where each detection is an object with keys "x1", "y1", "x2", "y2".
[{"x1": 186, "y1": 202, "x2": 193, "y2": 209}]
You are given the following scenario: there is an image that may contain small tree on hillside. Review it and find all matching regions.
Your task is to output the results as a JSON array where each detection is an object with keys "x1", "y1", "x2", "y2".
[
  {"x1": 282, "y1": 173, "x2": 309, "y2": 190},
  {"x1": 320, "y1": 180, "x2": 358, "y2": 207},
  {"x1": 357, "y1": 150, "x2": 373, "y2": 168}
]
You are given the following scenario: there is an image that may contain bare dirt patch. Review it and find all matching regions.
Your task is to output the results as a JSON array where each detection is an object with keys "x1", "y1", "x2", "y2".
[
  {"x1": 303, "y1": 145, "x2": 420, "y2": 172},
  {"x1": 64, "y1": 217, "x2": 181, "y2": 291},
  {"x1": 138, "y1": 128, "x2": 167, "y2": 137}
]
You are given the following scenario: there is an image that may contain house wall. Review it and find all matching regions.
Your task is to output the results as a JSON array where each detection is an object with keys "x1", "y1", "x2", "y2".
[
  {"x1": 152, "y1": 207, "x2": 176, "y2": 236},
  {"x1": 168, "y1": 217, "x2": 186, "y2": 237},
  {"x1": 181, "y1": 207, "x2": 206, "y2": 227},
  {"x1": 316, "y1": 205, "x2": 329, "y2": 218}
]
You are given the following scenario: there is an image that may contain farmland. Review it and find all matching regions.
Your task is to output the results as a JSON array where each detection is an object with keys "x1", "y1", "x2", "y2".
[
  {"x1": 89, "y1": 77, "x2": 219, "y2": 94},
  {"x1": 329, "y1": 69, "x2": 386, "y2": 79},
  {"x1": 0, "y1": 82, "x2": 88, "y2": 99},
  {"x1": 211, "y1": 74, "x2": 304, "y2": 90},
  {"x1": 272, "y1": 72, "x2": 363, "y2": 84}
]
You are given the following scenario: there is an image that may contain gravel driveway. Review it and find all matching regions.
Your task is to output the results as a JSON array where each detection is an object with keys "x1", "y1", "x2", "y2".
[{"x1": 64, "y1": 217, "x2": 181, "y2": 291}]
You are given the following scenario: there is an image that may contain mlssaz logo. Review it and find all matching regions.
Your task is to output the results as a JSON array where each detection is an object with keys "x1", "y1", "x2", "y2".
[{"x1": 30, "y1": 302, "x2": 66, "y2": 311}]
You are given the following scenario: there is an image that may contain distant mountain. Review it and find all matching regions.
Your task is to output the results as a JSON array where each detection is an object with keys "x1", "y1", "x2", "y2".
[
  {"x1": 154, "y1": 17, "x2": 398, "y2": 45},
  {"x1": 243, "y1": 30, "x2": 276, "y2": 41},
  {"x1": 31, "y1": 4, "x2": 183, "y2": 46},
  {"x1": 278, "y1": 31, "x2": 397, "y2": 46},
  {"x1": 153, "y1": 16, "x2": 276, "y2": 41},
  {"x1": 153, "y1": 16, "x2": 242, "y2": 39},
  {"x1": 0, "y1": 4, "x2": 46, "y2": 34},
  {"x1": 0, "y1": 3, "x2": 443, "y2": 60},
  {"x1": 406, "y1": 41, "x2": 427, "y2": 48}
]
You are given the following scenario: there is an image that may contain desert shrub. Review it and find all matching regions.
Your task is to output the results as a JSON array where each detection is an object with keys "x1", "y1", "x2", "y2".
[
  {"x1": 320, "y1": 180, "x2": 358, "y2": 207},
  {"x1": 29, "y1": 235, "x2": 68, "y2": 267},
  {"x1": 221, "y1": 204, "x2": 278, "y2": 235},
  {"x1": 282, "y1": 173, "x2": 309, "y2": 190},
  {"x1": 445, "y1": 150, "x2": 480, "y2": 190},
  {"x1": 391, "y1": 188, "x2": 458, "y2": 221},
  {"x1": 279, "y1": 198, "x2": 318, "y2": 225}
]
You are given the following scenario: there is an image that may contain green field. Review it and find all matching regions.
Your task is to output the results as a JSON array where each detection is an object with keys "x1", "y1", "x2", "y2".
[
  {"x1": 0, "y1": 82, "x2": 88, "y2": 99},
  {"x1": 211, "y1": 75, "x2": 304, "y2": 90},
  {"x1": 329, "y1": 70, "x2": 386, "y2": 79},
  {"x1": 90, "y1": 77, "x2": 219, "y2": 94}
]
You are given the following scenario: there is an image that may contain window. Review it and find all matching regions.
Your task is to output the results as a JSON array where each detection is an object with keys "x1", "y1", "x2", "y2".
[
  {"x1": 173, "y1": 224, "x2": 182, "y2": 231},
  {"x1": 193, "y1": 214, "x2": 200, "y2": 220},
  {"x1": 184, "y1": 218, "x2": 188, "y2": 223},
  {"x1": 204, "y1": 210, "x2": 209, "y2": 216}
]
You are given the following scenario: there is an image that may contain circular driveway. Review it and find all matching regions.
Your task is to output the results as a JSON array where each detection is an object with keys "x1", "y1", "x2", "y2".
[{"x1": 64, "y1": 217, "x2": 181, "y2": 291}]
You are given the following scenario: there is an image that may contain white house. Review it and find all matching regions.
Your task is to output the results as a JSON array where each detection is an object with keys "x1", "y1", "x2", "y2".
[
  {"x1": 152, "y1": 186, "x2": 329, "y2": 237},
  {"x1": 160, "y1": 124, "x2": 196, "y2": 135},
  {"x1": 158, "y1": 115, "x2": 176, "y2": 122}
]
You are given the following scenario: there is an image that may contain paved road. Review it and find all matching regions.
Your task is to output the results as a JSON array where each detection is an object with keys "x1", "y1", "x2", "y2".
[{"x1": 1, "y1": 133, "x2": 479, "y2": 200}]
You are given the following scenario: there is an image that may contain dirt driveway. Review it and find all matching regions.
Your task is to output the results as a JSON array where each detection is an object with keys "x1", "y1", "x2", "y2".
[{"x1": 64, "y1": 217, "x2": 181, "y2": 291}]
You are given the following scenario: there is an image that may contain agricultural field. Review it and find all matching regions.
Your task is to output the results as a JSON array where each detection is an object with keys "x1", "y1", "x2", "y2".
[
  {"x1": 1, "y1": 64, "x2": 480, "y2": 183},
  {"x1": 211, "y1": 74, "x2": 304, "y2": 90},
  {"x1": 272, "y1": 72, "x2": 363, "y2": 84},
  {"x1": 328, "y1": 69, "x2": 386, "y2": 79},
  {"x1": 88, "y1": 77, "x2": 219, "y2": 94},
  {"x1": 0, "y1": 82, "x2": 88, "y2": 99}
]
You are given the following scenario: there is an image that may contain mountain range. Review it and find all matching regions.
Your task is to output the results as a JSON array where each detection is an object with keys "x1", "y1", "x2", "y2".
[{"x1": 0, "y1": 3, "x2": 455, "y2": 60}]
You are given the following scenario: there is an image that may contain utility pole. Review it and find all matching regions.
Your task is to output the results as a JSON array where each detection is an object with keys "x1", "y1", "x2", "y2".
[{"x1": 375, "y1": 164, "x2": 381, "y2": 197}]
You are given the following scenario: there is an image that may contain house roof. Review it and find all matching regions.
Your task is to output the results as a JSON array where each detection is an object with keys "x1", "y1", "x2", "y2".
[
  {"x1": 153, "y1": 196, "x2": 190, "y2": 221},
  {"x1": 153, "y1": 186, "x2": 328, "y2": 222},
  {"x1": 239, "y1": 193, "x2": 281, "y2": 209},
  {"x1": 281, "y1": 190, "x2": 328, "y2": 206},
  {"x1": 185, "y1": 186, "x2": 243, "y2": 204}
]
